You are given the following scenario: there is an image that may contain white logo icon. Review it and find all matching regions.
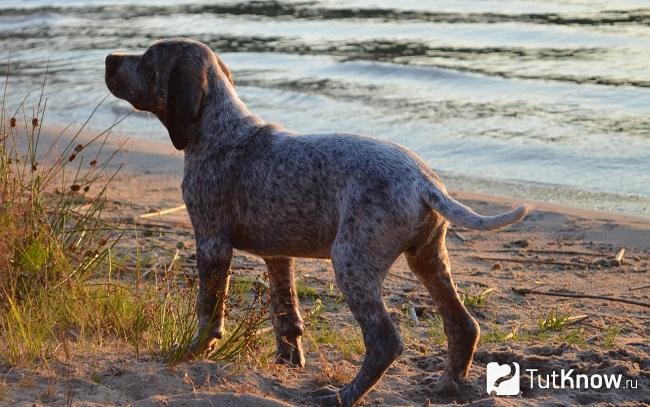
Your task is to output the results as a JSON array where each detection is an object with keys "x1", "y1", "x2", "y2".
[{"x1": 487, "y1": 362, "x2": 520, "y2": 396}]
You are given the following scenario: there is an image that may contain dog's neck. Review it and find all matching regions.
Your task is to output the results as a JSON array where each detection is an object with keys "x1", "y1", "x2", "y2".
[{"x1": 185, "y1": 68, "x2": 266, "y2": 154}]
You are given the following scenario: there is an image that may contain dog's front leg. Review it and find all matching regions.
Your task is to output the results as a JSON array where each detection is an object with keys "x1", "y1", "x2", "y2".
[{"x1": 189, "y1": 234, "x2": 233, "y2": 357}]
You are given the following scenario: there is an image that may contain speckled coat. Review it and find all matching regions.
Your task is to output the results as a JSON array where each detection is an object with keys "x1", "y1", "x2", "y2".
[{"x1": 105, "y1": 38, "x2": 527, "y2": 407}]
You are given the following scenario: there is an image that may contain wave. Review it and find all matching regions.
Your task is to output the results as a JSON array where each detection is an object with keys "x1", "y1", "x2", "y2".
[
  {"x1": 236, "y1": 73, "x2": 650, "y2": 139},
  {"x1": 2, "y1": 1, "x2": 650, "y2": 27},
  {"x1": 2, "y1": 26, "x2": 647, "y2": 89},
  {"x1": 401, "y1": 61, "x2": 650, "y2": 88}
]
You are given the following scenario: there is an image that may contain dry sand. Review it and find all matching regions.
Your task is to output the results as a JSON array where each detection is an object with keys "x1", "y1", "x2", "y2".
[{"x1": 2, "y1": 126, "x2": 648, "y2": 406}]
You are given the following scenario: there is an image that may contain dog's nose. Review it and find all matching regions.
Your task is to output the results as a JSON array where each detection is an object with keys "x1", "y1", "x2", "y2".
[{"x1": 105, "y1": 53, "x2": 125, "y2": 78}]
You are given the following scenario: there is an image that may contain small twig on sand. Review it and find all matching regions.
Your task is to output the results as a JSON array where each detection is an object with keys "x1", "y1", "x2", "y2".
[
  {"x1": 565, "y1": 315, "x2": 589, "y2": 327},
  {"x1": 166, "y1": 249, "x2": 181, "y2": 274},
  {"x1": 470, "y1": 256, "x2": 586, "y2": 267},
  {"x1": 450, "y1": 229, "x2": 469, "y2": 243},
  {"x1": 456, "y1": 248, "x2": 607, "y2": 257},
  {"x1": 630, "y1": 284, "x2": 650, "y2": 291},
  {"x1": 108, "y1": 217, "x2": 193, "y2": 234},
  {"x1": 615, "y1": 248, "x2": 625, "y2": 263},
  {"x1": 512, "y1": 287, "x2": 650, "y2": 309},
  {"x1": 255, "y1": 325, "x2": 274, "y2": 336},
  {"x1": 389, "y1": 273, "x2": 419, "y2": 284},
  {"x1": 407, "y1": 307, "x2": 419, "y2": 325},
  {"x1": 139, "y1": 204, "x2": 187, "y2": 218}
]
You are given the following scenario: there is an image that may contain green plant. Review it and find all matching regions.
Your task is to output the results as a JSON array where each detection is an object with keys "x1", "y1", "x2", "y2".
[
  {"x1": 602, "y1": 325, "x2": 621, "y2": 349},
  {"x1": 0, "y1": 73, "x2": 222, "y2": 367},
  {"x1": 561, "y1": 328, "x2": 587, "y2": 347},
  {"x1": 462, "y1": 288, "x2": 494, "y2": 308},
  {"x1": 427, "y1": 315, "x2": 447, "y2": 346},
  {"x1": 304, "y1": 299, "x2": 364, "y2": 358},
  {"x1": 537, "y1": 310, "x2": 575, "y2": 333},
  {"x1": 0, "y1": 72, "x2": 129, "y2": 364},
  {"x1": 89, "y1": 372, "x2": 103, "y2": 384},
  {"x1": 480, "y1": 324, "x2": 518, "y2": 344},
  {"x1": 296, "y1": 280, "x2": 320, "y2": 301},
  {"x1": 159, "y1": 280, "x2": 271, "y2": 365}
]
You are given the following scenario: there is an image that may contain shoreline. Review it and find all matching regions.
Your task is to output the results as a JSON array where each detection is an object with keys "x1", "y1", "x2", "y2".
[{"x1": 39, "y1": 124, "x2": 650, "y2": 227}]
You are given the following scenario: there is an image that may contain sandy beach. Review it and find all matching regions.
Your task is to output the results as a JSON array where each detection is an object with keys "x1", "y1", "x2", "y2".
[{"x1": 2, "y1": 126, "x2": 648, "y2": 406}]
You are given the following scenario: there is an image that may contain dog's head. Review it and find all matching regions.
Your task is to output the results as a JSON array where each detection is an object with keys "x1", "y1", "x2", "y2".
[{"x1": 105, "y1": 38, "x2": 234, "y2": 150}]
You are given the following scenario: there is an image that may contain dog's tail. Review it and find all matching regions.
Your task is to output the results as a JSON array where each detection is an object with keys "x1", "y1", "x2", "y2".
[{"x1": 422, "y1": 181, "x2": 528, "y2": 231}]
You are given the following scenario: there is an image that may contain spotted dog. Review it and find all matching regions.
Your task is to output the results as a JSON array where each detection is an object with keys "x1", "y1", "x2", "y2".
[{"x1": 105, "y1": 38, "x2": 527, "y2": 407}]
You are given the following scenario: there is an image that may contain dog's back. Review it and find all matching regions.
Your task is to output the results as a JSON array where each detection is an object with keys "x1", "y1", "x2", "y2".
[{"x1": 184, "y1": 126, "x2": 524, "y2": 258}]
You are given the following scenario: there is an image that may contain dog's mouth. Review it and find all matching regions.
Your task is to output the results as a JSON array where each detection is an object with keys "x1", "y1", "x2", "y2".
[
  {"x1": 105, "y1": 78, "x2": 137, "y2": 111},
  {"x1": 104, "y1": 68, "x2": 127, "y2": 100},
  {"x1": 104, "y1": 76, "x2": 121, "y2": 97},
  {"x1": 105, "y1": 74, "x2": 150, "y2": 113}
]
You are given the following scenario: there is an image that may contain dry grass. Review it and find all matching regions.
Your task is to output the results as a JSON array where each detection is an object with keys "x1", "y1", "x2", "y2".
[
  {"x1": 0, "y1": 74, "x2": 265, "y2": 370},
  {"x1": 0, "y1": 74, "x2": 124, "y2": 365}
]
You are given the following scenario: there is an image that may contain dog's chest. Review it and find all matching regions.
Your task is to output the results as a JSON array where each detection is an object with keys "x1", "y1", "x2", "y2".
[{"x1": 181, "y1": 157, "x2": 236, "y2": 226}]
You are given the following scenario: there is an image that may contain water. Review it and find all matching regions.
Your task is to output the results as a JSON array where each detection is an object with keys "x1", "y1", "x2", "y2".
[{"x1": 1, "y1": 0, "x2": 649, "y2": 217}]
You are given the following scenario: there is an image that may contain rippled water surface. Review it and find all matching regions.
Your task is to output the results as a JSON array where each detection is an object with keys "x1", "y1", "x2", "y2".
[{"x1": 1, "y1": 0, "x2": 649, "y2": 216}]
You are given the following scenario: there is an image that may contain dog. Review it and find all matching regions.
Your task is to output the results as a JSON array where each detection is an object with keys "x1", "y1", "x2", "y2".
[{"x1": 105, "y1": 38, "x2": 527, "y2": 407}]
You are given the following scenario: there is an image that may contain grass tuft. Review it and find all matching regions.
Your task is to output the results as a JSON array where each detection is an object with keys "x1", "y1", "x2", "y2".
[
  {"x1": 427, "y1": 315, "x2": 447, "y2": 346},
  {"x1": 0, "y1": 75, "x2": 264, "y2": 369},
  {"x1": 296, "y1": 280, "x2": 320, "y2": 301},
  {"x1": 0, "y1": 76, "x2": 125, "y2": 365},
  {"x1": 462, "y1": 287, "x2": 495, "y2": 308},
  {"x1": 602, "y1": 325, "x2": 621, "y2": 349},
  {"x1": 537, "y1": 309, "x2": 575, "y2": 333},
  {"x1": 304, "y1": 299, "x2": 364, "y2": 359}
]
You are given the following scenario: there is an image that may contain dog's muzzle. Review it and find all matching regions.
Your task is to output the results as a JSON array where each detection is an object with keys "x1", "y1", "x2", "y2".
[{"x1": 105, "y1": 53, "x2": 126, "y2": 79}]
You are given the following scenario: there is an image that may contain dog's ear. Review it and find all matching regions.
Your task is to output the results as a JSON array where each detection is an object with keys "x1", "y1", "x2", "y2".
[
  {"x1": 165, "y1": 61, "x2": 207, "y2": 150},
  {"x1": 216, "y1": 55, "x2": 235, "y2": 87}
]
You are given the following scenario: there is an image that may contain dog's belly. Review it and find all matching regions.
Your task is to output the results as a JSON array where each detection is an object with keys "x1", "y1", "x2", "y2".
[
  {"x1": 230, "y1": 183, "x2": 340, "y2": 258},
  {"x1": 237, "y1": 243, "x2": 332, "y2": 259},
  {"x1": 232, "y1": 225, "x2": 335, "y2": 259}
]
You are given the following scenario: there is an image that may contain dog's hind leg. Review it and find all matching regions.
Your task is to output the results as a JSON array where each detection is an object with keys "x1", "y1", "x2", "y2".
[
  {"x1": 405, "y1": 220, "x2": 479, "y2": 382},
  {"x1": 265, "y1": 257, "x2": 305, "y2": 367},
  {"x1": 317, "y1": 240, "x2": 404, "y2": 407}
]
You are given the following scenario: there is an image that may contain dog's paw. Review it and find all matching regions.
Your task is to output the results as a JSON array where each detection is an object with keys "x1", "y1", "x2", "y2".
[
  {"x1": 174, "y1": 336, "x2": 218, "y2": 361},
  {"x1": 195, "y1": 336, "x2": 219, "y2": 354},
  {"x1": 428, "y1": 373, "x2": 483, "y2": 402},
  {"x1": 431, "y1": 375, "x2": 461, "y2": 396},
  {"x1": 274, "y1": 337, "x2": 305, "y2": 367},
  {"x1": 274, "y1": 350, "x2": 305, "y2": 368},
  {"x1": 313, "y1": 385, "x2": 343, "y2": 406}
]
